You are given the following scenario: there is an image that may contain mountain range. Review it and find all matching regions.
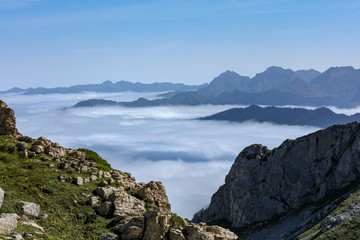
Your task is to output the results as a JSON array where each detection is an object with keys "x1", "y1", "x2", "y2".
[
  {"x1": 0, "y1": 80, "x2": 207, "y2": 95},
  {"x1": 200, "y1": 105, "x2": 360, "y2": 128},
  {"x1": 74, "y1": 66, "x2": 360, "y2": 108}
]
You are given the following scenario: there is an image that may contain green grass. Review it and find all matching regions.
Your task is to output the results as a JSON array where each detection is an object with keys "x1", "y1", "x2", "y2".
[
  {"x1": 169, "y1": 214, "x2": 187, "y2": 229},
  {"x1": 77, "y1": 148, "x2": 112, "y2": 171},
  {"x1": 0, "y1": 136, "x2": 114, "y2": 239},
  {"x1": 296, "y1": 183, "x2": 360, "y2": 240}
]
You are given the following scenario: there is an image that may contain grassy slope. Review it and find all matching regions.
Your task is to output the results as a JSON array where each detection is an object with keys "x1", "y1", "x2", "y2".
[
  {"x1": 0, "y1": 135, "x2": 113, "y2": 239},
  {"x1": 296, "y1": 186, "x2": 360, "y2": 240}
]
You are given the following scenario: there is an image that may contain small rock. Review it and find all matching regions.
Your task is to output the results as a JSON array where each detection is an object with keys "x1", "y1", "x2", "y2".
[
  {"x1": 75, "y1": 177, "x2": 84, "y2": 186},
  {"x1": 90, "y1": 175, "x2": 98, "y2": 181},
  {"x1": 98, "y1": 180, "x2": 108, "y2": 187},
  {"x1": 96, "y1": 201, "x2": 112, "y2": 216},
  {"x1": 58, "y1": 175, "x2": 66, "y2": 182},
  {"x1": 40, "y1": 213, "x2": 48, "y2": 221},
  {"x1": 12, "y1": 233, "x2": 24, "y2": 240},
  {"x1": 21, "y1": 220, "x2": 44, "y2": 232},
  {"x1": 16, "y1": 142, "x2": 28, "y2": 151},
  {"x1": 88, "y1": 197, "x2": 99, "y2": 206},
  {"x1": 107, "y1": 178, "x2": 115, "y2": 185},
  {"x1": 84, "y1": 177, "x2": 90, "y2": 183},
  {"x1": 82, "y1": 193, "x2": 91, "y2": 198},
  {"x1": 21, "y1": 201, "x2": 40, "y2": 218},
  {"x1": 28, "y1": 151, "x2": 36, "y2": 158},
  {"x1": 97, "y1": 233, "x2": 118, "y2": 240}
]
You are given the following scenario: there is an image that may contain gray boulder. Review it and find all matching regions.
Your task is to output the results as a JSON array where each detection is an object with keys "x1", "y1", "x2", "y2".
[{"x1": 21, "y1": 201, "x2": 40, "y2": 218}]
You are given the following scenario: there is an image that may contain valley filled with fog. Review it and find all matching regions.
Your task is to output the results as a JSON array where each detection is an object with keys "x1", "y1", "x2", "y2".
[{"x1": 2, "y1": 91, "x2": 346, "y2": 218}]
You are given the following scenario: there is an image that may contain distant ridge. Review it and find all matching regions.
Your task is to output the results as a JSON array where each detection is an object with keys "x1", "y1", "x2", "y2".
[
  {"x1": 200, "y1": 105, "x2": 360, "y2": 128},
  {"x1": 73, "y1": 66, "x2": 360, "y2": 108},
  {"x1": 0, "y1": 80, "x2": 207, "y2": 95}
]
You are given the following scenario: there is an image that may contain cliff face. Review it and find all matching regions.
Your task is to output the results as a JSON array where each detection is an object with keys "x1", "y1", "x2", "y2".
[{"x1": 200, "y1": 122, "x2": 360, "y2": 228}]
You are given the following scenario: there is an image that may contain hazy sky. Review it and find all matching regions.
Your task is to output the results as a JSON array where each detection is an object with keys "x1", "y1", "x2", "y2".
[{"x1": 1, "y1": 0, "x2": 360, "y2": 90}]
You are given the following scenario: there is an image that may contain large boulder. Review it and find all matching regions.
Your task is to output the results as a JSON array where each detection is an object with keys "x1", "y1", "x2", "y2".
[
  {"x1": 0, "y1": 216, "x2": 17, "y2": 234},
  {"x1": 109, "y1": 189, "x2": 146, "y2": 221},
  {"x1": 143, "y1": 210, "x2": 169, "y2": 240},
  {"x1": 137, "y1": 181, "x2": 171, "y2": 214},
  {"x1": 200, "y1": 122, "x2": 360, "y2": 228},
  {"x1": 0, "y1": 100, "x2": 21, "y2": 137}
]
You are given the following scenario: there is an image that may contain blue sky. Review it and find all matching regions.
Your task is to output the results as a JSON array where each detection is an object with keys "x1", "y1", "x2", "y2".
[{"x1": 1, "y1": 0, "x2": 360, "y2": 90}]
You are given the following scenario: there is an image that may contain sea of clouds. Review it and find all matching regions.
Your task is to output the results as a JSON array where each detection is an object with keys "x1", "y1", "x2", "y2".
[{"x1": 2, "y1": 92, "x2": 358, "y2": 218}]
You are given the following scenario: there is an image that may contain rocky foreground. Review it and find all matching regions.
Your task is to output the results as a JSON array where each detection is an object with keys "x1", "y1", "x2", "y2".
[
  {"x1": 196, "y1": 121, "x2": 360, "y2": 239},
  {"x1": 0, "y1": 100, "x2": 237, "y2": 239}
]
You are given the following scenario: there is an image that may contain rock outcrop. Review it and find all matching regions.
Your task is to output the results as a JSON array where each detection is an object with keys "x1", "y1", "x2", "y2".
[
  {"x1": 0, "y1": 100, "x2": 21, "y2": 137},
  {"x1": 199, "y1": 122, "x2": 360, "y2": 228}
]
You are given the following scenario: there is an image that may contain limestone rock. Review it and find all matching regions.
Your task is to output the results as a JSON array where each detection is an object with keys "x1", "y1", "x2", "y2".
[
  {"x1": 0, "y1": 213, "x2": 20, "y2": 220},
  {"x1": 0, "y1": 100, "x2": 21, "y2": 137},
  {"x1": 137, "y1": 181, "x2": 171, "y2": 214},
  {"x1": 109, "y1": 189, "x2": 146, "y2": 221},
  {"x1": 168, "y1": 228, "x2": 186, "y2": 240},
  {"x1": 114, "y1": 216, "x2": 144, "y2": 240},
  {"x1": 0, "y1": 216, "x2": 17, "y2": 234},
  {"x1": 143, "y1": 210, "x2": 169, "y2": 240},
  {"x1": 22, "y1": 201, "x2": 40, "y2": 217},
  {"x1": 88, "y1": 196, "x2": 99, "y2": 206},
  {"x1": 30, "y1": 145, "x2": 44, "y2": 154},
  {"x1": 75, "y1": 177, "x2": 84, "y2": 186},
  {"x1": 200, "y1": 122, "x2": 360, "y2": 228},
  {"x1": 95, "y1": 187, "x2": 119, "y2": 200},
  {"x1": 0, "y1": 187, "x2": 4, "y2": 209},
  {"x1": 21, "y1": 220, "x2": 44, "y2": 232},
  {"x1": 96, "y1": 201, "x2": 113, "y2": 216},
  {"x1": 97, "y1": 233, "x2": 118, "y2": 240}
]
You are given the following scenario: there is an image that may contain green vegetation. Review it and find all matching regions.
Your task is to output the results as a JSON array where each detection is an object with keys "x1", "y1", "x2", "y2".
[
  {"x1": 296, "y1": 184, "x2": 360, "y2": 240},
  {"x1": 0, "y1": 136, "x2": 114, "y2": 239},
  {"x1": 77, "y1": 148, "x2": 112, "y2": 171},
  {"x1": 169, "y1": 214, "x2": 187, "y2": 229}
]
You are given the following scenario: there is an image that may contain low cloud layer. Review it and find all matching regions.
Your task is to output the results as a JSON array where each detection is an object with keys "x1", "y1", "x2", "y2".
[{"x1": 4, "y1": 92, "x2": 356, "y2": 218}]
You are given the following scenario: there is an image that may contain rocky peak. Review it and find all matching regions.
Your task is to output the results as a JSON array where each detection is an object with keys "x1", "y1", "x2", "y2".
[
  {"x1": 198, "y1": 122, "x2": 360, "y2": 230},
  {"x1": 0, "y1": 100, "x2": 21, "y2": 137}
]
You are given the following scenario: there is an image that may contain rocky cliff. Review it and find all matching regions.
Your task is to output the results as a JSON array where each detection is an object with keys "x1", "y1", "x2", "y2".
[
  {"x1": 0, "y1": 100, "x2": 237, "y2": 240},
  {"x1": 0, "y1": 100, "x2": 21, "y2": 137},
  {"x1": 197, "y1": 122, "x2": 360, "y2": 238}
]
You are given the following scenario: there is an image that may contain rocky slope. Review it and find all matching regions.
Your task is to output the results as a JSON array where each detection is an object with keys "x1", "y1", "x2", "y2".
[
  {"x1": 0, "y1": 99, "x2": 237, "y2": 239},
  {"x1": 196, "y1": 121, "x2": 360, "y2": 239}
]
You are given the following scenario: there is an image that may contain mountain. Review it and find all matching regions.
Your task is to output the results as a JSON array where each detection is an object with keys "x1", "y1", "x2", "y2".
[
  {"x1": 0, "y1": 81, "x2": 208, "y2": 95},
  {"x1": 0, "y1": 100, "x2": 237, "y2": 239},
  {"x1": 200, "y1": 105, "x2": 360, "y2": 128},
  {"x1": 72, "y1": 66, "x2": 360, "y2": 108},
  {"x1": 197, "y1": 70, "x2": 251, "y2": 96},
  {"x1": 195, "y1": 122, "x2": 360, "y2": 239},
  {"x1": 197, "y1": 66, "x2": 321, "y2": 96}
]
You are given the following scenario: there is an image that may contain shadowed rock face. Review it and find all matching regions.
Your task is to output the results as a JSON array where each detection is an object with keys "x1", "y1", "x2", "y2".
[
  {"x1": 200, "y1": 122, "x2": 360, "y2": 228},
  {"x1": 0, "y1": 100, "x2": 21, "y2": 137}
]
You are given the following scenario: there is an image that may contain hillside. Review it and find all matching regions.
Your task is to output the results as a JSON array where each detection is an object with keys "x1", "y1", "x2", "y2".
[
  {"x1": 200, "y1": 105, "x2": 360, "y2": 128},
  {"x1": 195, "y1": 122, "x2": 360, "y2": 239},
  {"x1": 0, "y1": 100, "x2": 237, "y2": 239}
]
